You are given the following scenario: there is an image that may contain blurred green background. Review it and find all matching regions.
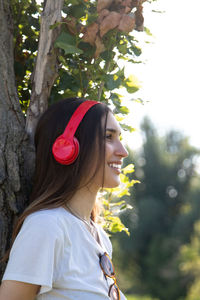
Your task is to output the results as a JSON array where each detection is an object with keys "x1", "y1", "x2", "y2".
[{"x1": 112, "y1": 117, "x2": 200, "y2": 300}]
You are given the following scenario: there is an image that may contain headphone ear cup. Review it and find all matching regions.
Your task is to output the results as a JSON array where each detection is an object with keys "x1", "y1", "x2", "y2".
[{"x1": 52, "y1": 135, "x2": 79, "y2": 165}]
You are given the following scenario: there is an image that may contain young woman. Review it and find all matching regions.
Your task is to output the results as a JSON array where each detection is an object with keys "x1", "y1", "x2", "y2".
[{"x1": 0, "y1": 98, "x2": 128, "y2": 300}]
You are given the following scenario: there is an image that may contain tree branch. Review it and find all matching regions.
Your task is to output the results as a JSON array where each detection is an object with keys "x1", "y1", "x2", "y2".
[
  {"x1": 97, "y1": 60, "x2": 111, "y2": 101},
  {"x1": 25, "y1": 0, "x2": 64, "y2": 142}
]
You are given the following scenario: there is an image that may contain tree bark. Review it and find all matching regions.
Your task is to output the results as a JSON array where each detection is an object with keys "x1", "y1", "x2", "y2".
[
  {"x1": 0, "y1": 0, "x2": 33, "y2": 279},
  {"x1": 25, "y1": 0, "x2": 64, "y2": 142}
]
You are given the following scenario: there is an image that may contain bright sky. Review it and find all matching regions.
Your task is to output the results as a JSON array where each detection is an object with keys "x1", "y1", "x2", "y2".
[{"x1": 124, "y1": 0, "x2": 200, "y2": 151}]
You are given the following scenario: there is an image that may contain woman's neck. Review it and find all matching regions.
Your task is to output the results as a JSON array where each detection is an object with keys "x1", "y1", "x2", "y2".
[{"x1": 65, "y1": 184, "x2": 98, "y2": 222}]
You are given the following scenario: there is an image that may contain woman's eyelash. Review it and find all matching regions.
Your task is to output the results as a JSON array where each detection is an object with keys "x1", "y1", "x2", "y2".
[{"x1": 106, "y1": 134, "x2": 112, "y2": 139}]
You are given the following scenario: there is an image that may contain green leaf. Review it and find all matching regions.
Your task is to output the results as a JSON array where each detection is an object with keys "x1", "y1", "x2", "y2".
[
  {"x1": 130, "y1": 44, "x2": 142, "y2": 56},
  {"x1": 111, "y1": 93, "x2": 122, "y2": 103},
  {"x1": 64, "y1": 4, "x2": 86, "y2": 18},
  {"x1": 110, "y1": 222, "x2": 124, "y2": 233},
  {"x1": 78, "y1": 41, "x2": 95, "y2": 57},
  {"x1": 117, "y1": 189, "x2": 130, "y2": 197},
  {"x1": 111, "y1": 93, "x2": 131, "y2": 115},
  {"x1": 106, "y1": 216, "x2": 130, "y2": 235},
  {"x1": 144, "y1": 26, "x2": 153, "y2": 36},
  {"x1": 56, "y1": 42, "x2": 83, "y2": 55},
  {"x1": 100, "y1": 50, "x2": 115, "y2": 62},
  {"x1": 119, "y1": 106, "x2": 129, "y2": 114},
  {"x1": 124, "y1": 75, "x2": 140, "y2": 94},
  {"x1": 110, "y1": 200, "x2": 126, "y2": 207},
  {"x1": 120, "y1": 204, "x2": 133, "y2": 210},
  {"x1": 55, "y1": 32, "x2": 83, "y2": 55},
  {"x1": 87, "y1": 13, "x2": 98, "y2": 24},
  {"x1": 120, "y1": 123, "x2": 135, "y2": 132},
  {"x1": 105, "y1": 75, "x2": 121, "y2": 90},
  {"x1": 56, "y1": 31, "x2": 76, "y2": 45},
  {"x1": 122, "y1": 164, "x2": 135, "y2": 174},
  {"x1": 118, "y1": 43, "x2": 128, "y2": 55},
  {"x1": 59, "y1": 71, "x2": 80, "y2": 92}
]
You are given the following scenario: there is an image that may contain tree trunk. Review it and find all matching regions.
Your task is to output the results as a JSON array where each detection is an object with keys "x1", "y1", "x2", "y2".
[{"x1": 0, "y1": 0, "x2": 33, "y2": 279}]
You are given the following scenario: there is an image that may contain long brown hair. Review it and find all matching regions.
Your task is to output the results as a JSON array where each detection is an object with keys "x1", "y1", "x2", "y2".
[{"x1": 3, "y1": 98, "x2": 110, "y2": 261}]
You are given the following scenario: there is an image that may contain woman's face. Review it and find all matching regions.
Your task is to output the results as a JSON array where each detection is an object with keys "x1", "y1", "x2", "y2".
[
  {"x1": 103, "y1": 112, "x2": 128, "y2": 188},
  {"x1": 91, "y1": 111, "x2": 128, "y2": 190}
]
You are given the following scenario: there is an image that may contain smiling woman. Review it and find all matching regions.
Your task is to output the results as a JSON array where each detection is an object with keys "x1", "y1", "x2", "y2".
[{"x1": 0, "y1": 98, "x2": 128, "y2": 300}]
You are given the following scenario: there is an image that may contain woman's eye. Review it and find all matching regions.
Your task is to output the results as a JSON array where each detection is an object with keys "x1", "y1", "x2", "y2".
[{"x1": 106, "y1": 134, "x2": 112, "y2": 140}]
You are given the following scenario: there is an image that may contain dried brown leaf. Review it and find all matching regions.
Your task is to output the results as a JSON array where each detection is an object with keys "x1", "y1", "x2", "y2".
[
  {"x1": 139, "y1": 0, "x2": 147, "y2": 4},
  {"x1": 94, "y1": 36, "x2": 105, "y2": 58},
  {"x1": 114, "y1": 0, "x2": 123, "y2": 5},
  {"x1": 135, "y1": 5, "x2": 144, "y2": 31},
  {"x1": 97, "y1": 0, "x2": 113, "y2": 12},
  {"x1": 119, "y1": 5, "x2": 132, "y2": 14},
  {"x1": 100, "y1": 11, "x2": 121, "y2": 37},
  {"x1": 64, "y1": 17, "x2": 77, "y2": 35},
  {"x1": 132, "y1": 0, "x2": 140, "y2": 7},
  {"x1": 82, "y1": 23, "x2": 99, "y2": 46},
  {"x1": 97, "y1": 9, "x2": 110, "y2": 24},
  {"x1": 121, "y1": 0, "x2": 132, "y2": 7},
  {"x1": 118, "y1": 13, "x2": 135, "y2": 32},
  {"x1": 125, "y1": 6, "x2": 132, "y2": 13},
  {"x1": 111, "y1": 0, "x2": 135, "y2": 14}
]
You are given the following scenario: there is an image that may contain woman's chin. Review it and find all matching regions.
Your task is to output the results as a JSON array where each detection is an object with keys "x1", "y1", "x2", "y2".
[{"x1": 103, "y1": 179, "x2": 121, "y2": 188}]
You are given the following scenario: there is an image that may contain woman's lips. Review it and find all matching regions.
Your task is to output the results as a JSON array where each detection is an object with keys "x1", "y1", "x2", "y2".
[{"x1": 108, "y1": 163, "x2": 121, "y2": 174}]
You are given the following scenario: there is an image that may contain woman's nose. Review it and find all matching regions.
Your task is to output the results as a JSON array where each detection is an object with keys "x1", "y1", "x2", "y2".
[{"x1": 115, "y1": 141, "x2": 129, "y2": 158}]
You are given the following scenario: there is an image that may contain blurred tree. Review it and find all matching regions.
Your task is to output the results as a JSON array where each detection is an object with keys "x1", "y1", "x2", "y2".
[
  {"x1": 179, "y1": 191, "x2": 200, "y2": 300},
  {"x1": 111, "y1": 117, "x2": 200, "y2": 300},
  {"x1": 179, "y1": 220, "x2": 200, "y2": 300}
]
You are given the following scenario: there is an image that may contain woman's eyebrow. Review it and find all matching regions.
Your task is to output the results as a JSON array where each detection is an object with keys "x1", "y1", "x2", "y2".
[{"x1": 106, "y1": 128, "x2": 121, "y2": 135}]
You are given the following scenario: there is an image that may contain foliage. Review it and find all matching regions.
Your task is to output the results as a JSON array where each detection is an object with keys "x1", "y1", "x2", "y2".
[
  {"x1": 111, "y1": 118, "x2": 200, "y2": 298},
  {"x1": 101, "y1": 164, "x2": 140, "y2": 235},
  {"x1": 12, "y1": 0, "x2": 145, "y2": 119},
  {"x1": 53, "y1": 0, "x2": 144, "y2": 107}
]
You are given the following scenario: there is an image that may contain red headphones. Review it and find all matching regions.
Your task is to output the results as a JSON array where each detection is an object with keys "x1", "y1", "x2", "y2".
[{"x1": 52, "y1": 100, "x2": 99, "y2": 165}]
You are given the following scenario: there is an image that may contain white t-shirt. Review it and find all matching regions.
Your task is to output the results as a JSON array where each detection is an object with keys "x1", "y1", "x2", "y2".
[{"x1": 2, "y1": 207, "x2": 126, "y2": 300}]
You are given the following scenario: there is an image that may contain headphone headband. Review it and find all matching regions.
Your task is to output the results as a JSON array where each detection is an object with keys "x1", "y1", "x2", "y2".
[{"x1": 62, "y1": 100, "x2": 99, "y2": 139}]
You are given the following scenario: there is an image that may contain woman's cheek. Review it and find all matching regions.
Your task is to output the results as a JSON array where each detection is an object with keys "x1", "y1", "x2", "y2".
[{"x1": 105, "y1": 142, "x2": 112, "y2": 157}]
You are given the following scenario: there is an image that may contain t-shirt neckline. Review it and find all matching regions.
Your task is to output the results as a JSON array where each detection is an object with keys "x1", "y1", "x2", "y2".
[{"x1": 60, "y1": 206, "x2": 106, "y2": 251}]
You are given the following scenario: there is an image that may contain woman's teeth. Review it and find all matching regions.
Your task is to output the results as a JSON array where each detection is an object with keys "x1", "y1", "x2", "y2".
[{"x1": 108, "y1": 163, "x2": 121, "y2": 171}]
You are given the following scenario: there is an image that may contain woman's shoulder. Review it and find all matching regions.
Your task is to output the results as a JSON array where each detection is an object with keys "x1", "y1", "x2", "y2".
[
  {"x1": 25, "y1": 206, "x2": 64, "y2": 223},
  {"x1": 22, "y1": 207, "x2": 70, "y2": 237}
]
